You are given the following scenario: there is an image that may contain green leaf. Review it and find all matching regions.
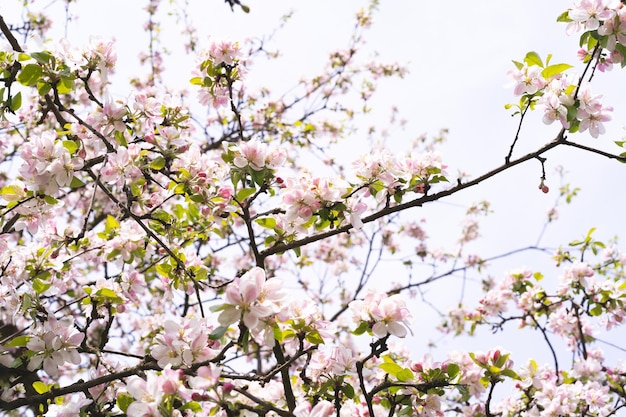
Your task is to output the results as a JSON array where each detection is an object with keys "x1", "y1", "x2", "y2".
[
  {"x1": 209, "y1": 303, "x2": 228, "y2": 312},
  {"x1": 209, "y1": 326, "x2": 229, "y2": 340},
  {"x1": 17, "y1": 64, "x2": 43, "y2": 87},
  {"x1": 180, "y1": 401, "x2": 202, "y2": 413},
  {"x1": 236, "y1": 187, "x2": 256, "y2": 202},
  {"x1": 396, "y1": 368, "x2": 414, "y2": 382},
  {"x1": 116, "y1": 394, "x2": 134, "y2": 413},
  {"x1": 533, "y1": 272, "x2": 544, "y2": 281},
  {"x1": 500, "y1": 369, "x2": 520, "y2": 380},
  {"x1": 150, "y1": 156, "x2": 166, "y2": 171},
  {"x1": 115, "y1": 130, "x2": 127, "y2": 146},
  {"x1": 585, "y1": 227, "x2": 597, "y2": 241},
  {"x1": 9, "y1": 91, "x2": 22, "y2": 112},
  {"x1": 511, "y1": 60, "x2": 524, "y2": 70},
  {"x1": 173, "y1": 183, "x2": 186, "y2": 195},
  {"x1": 57, "y1": 76, "x2": 75, "y2": 94},
  {"x1": 0, "y1": 184, "x2": 25, "y2": 201},
  {"x1": 32, "y1": 381, "x2": 49, "y2": 394},
  {"x1": 446, "y1": 363, "x2": 460, "y2": 378},
  {"x1": 69, "y1": 176, "x2": 85, "y2": 188},
  {"x1": 30, "y1": 51, "x2": 52, "y2": 65},
  {"x1": 156, "y1": 263, "x2": 172, "y2": 277},
  {"x1": 95, "y1": 288, "x2": 124, "y2": 303},
  {"x1": 556, "y1": 11, "x2": 572, "y2": 22},
  {"x1": 152, "y1": 209, "x2": 172, "y2": 224},
  {"x1": 249, "y1": 169, "x2": 267, "y2": 187},
  {"x1": 255, "y1": 217, "x2": 277, "y2": 229},
  {"x1": 524, "y1": 51, "x2": 544, "y2": 68},
  {"x1": 589, "y1": 304, "x2": 603, "y2": 316},
  {"x1": 44, "y1": 195, "x2": 58, "y2": 205},
  {"x1": 304, "y1": 330, "x2": 325, "y2": 345},
  {"x1": 105, "y1": 215, "x2": 120, "y2": 230},
  {"x1": 541, "y1": 63, "x2": 573, "y2": 79},
  {"x1": 32, "y1": 278, "x2": 51, "y2": 294},
  {"x1": 342, "y1": 383, "x2": 355, "y2": 399},
  {"x1": 352, "y1": 321, "x2": 369, "y2": 335},
  {"x1": 37, "y1": 81, "x2": 51, "y2": 96},
  {"x1": 4, "y1": 335, "x2": 30, "y2": 347},
  {"x1": 62, "y1": 140, "x2": 79, "y2": 154},
  {"x1": 379, "y1": 362, "x2": 403, "y2": 377}
]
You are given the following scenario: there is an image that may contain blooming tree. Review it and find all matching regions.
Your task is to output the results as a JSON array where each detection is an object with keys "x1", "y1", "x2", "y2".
[{"x1": 1, "y1": 1, "x2": 626, "y2": 416}]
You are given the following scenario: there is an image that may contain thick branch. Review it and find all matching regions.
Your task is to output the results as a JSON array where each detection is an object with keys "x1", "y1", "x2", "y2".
[
  {"x1": 0, "y1": 15, "x2": 24, "y2": 52},
  {"x1": 260, "y1": 129, "x2": 568, "y2": 260},
  {"x1": 0, "y1": 359, "x2": 159, "y2": 411}
]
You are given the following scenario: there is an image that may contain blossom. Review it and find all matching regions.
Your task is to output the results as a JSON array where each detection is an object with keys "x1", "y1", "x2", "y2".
[
  {"x1": 597, "y1": 8, "x2": 626, "y2": 49},
  {"x1": 44, "y1": 395, "x2": 92, "y2": 417},
  {"x1": 233, "y1": 140, "x2": 267, "y2": 171},
  {"x1": 208, "y1": 41, "x2": 241, "y2": 66},
  {"x1": 218, "y1": 267, "x2": 286, "y2": 330},
  {"x1": 125, "y1": 372, "x2": 164, "y2": 417},
  {"x1": 370, "y1": 294, "x2": 411, "y2": 338},
  {"x1": 538, "y1": 93, "x2": 569, "y2": 128},
  {"x1": 100, "y1": 146, "x2": 142, "y2": 188},
  {"x1": 26, "y1": 315, "x2": 84, "y2": 378},
  {"x1": 18, "y1": 131, "x2": 84, "y2": 195},
  {"x1": 349, "y1": 290, "x2": 411, "y2": 338},
  {"x1": 569, "y1": 0, "x2": 616, "y2": 31},
  {"x1": 294, "y1": 400, "x2": 335, "y2": 417},
  {"x1": 577, "y1": 106, "x2": 612, "y2": 138},
  {"x1": 508, "y1": 64, "x2": 546, "y2": 96},
  {"x1": 151, "y1": 317, "x2": 218, "y2": 368}
]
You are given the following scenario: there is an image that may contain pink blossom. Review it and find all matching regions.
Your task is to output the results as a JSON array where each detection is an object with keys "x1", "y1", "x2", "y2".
[
  {"x1": 218, "y1": 267, "x2": 285, "y2": 330},
  {"x1": 26, "y1": 315, "x2": 84, "y2": 378},
  {"x1": 349, "y1": 290, "x2": 411, "y2": 338},
  {"x1": 569, "y1": 0, "x2": 616, "y2": 31},
  {"x1": 508, "y1": 64, "x2": 546, "y2": 96},
  {"x1": 577, "y1": 106, "x2": 612, "y2": 138},
  {"x1": 538, "y1": 93, "x2": 569, "y2": 128},
  {"x1": 209, "y1": 41, "x2": 241, "y2": 66},
  {"x1": 126, "y1": 372, "x2": 164, "y2": 417},
  {"x1": 44, "y1": 394, "x2": 92, "y2": 417},
  {"x1": 233, "y1": 140, "x2": 267, "y2": 171}
]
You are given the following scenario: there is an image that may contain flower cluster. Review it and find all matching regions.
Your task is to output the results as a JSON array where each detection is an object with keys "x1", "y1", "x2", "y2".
[
  {"x1": 18, "y1": 131, "x2": 84, "y2": 195},
  {"x1": 349, "y1": 289, "x2": 411, "y2": 338},
  {"x1": 151, "y1": 316, "x2": 219, "y2": 368},
  {"x1": 26, "y1": 315, "x2": 84, "y2": 378},
  {"x1": 353, "y1": 148, "x2": 447, "y2": 202},
  {"x1": 217, "y1": 267, "x2": 286, "y2": 344},
  {"x1": 192, "y1": 40, "x2": 243, "y2": 109}
]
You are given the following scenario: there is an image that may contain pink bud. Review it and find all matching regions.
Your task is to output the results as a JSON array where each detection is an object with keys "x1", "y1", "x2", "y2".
[{"x1": 222, "y1": 382, "x2": 234, "y2": 394}]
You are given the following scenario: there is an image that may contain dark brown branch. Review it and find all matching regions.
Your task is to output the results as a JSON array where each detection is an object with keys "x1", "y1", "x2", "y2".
[
  {"x1": 562, "y1": 140, "x2": 626, "y2": 162},
  {"x1": 529, "y1": 313, "x2": 559, "y2": 380},
  {"x1": 259, "y1": 129, "x2": 569, "y2": 261},
  {"x1": 506, "y1": 98, "x2": 532, "y2": 163},
  {"x1": 272, "y1": 343, "x2": 296, "y2": 412},
  {"x1": 0, "y1": 359, "x2": 159, "y2": 411},
  {"x1": 0, "y1": 15, "x2": 24, "y2": 52}
]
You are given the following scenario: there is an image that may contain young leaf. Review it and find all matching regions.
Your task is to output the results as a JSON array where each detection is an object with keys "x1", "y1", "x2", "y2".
[
  {"x1": 524, "y1": 51, "x2": 544, "y2": 68},
  {"x1": 17, "y1": 64, "x2": 43, "y2": 87},
  {"x1": 541, "y1": 63, "x2": 573, "y2": 79}
]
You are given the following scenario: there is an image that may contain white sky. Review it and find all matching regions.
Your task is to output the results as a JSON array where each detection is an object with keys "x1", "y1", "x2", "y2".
[{"x1": 4, "y1": 0, "x2": 626, "y2": 375}]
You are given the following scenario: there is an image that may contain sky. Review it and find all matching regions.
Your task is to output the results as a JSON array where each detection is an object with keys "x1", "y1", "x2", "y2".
[{"x1": 3, "y1": 0, "x2": 626, "y2": 375}]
